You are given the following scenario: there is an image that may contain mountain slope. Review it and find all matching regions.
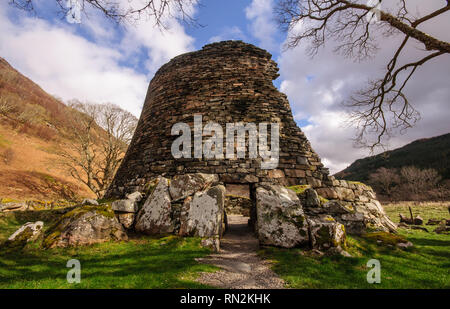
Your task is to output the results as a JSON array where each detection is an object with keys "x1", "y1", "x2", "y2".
[
  {"x1": 0, "y1": 57, "x2": 94, "y2": 201},
  {"x1": 335, "y1": 133, "x2": 450, "y2": 181}
]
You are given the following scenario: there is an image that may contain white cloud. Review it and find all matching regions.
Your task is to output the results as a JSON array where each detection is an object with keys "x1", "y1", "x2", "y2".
[
  {"x1": 209, "y1": 26, "x2": 247, "y2": 43},
  {"x1": 245, "y1": 0, "x2": 277, "y2": 51},
  {"x1": 278, "y1": 0, "x2": 450, "y2": 174},
  {"x1": 0, "y1": 1, "x2": 196, "y2": 116}
]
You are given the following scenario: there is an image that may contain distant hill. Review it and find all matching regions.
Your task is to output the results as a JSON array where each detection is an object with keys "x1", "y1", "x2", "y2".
[
  {"x1": 335, "y1": 133, "x2": 450, "y2": 182},
  {"x1": 0, "y1": 57, "x2": 94, "y2": 201}
]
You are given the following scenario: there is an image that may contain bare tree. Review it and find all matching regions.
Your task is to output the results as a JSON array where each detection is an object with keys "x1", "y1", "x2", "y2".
[
  {"x1": 55, "y1": 100, "x2": 137, "y2": 198},
  {"x1": 368, "y1": 167, "x2": 399, "y2": 195},
  {"x1": 276, "y1": 0, "x2": 450, "y2": 149},
  {"x1": 9, "y1": 0, "x2": 198, "y2": 28},
  {"x1": 399, "y1": 166, "x2": 442, "y2": 194}
]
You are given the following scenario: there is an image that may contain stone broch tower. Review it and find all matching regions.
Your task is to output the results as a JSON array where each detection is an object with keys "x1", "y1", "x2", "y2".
[
  {"x1": 105, "y1": 41, "x2": 396, "y2": 251},
  {"x1": 106, "y1": 41, "x2": 329, "y2": 197}
]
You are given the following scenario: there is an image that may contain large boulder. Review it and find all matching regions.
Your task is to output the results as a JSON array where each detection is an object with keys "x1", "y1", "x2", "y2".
[
  {"x1": 135, "y1": 177, "x2": 174, "y2": 235},
  {"x1": 179, "y1": 185, "x2": 226, "y2": 238},
  {"x1": 169, "y1": 173, "x2": 219, "y2": 201},
  {"x1": 255, "y1": 184, "x2": 309, "y2": 248},
  {"x1": 42, "y1": 205, "x2": 127, "y2": 248}
]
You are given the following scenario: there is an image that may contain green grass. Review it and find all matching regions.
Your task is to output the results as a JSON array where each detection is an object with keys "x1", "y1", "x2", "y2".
[
  {"x1": 260, "y1": 230, "x2": 449, "y2": 288},
  {"x1": 1, "y1": 203, "x2": 449, "y2": 289},
  {"x1": 260, "y1": 202, "x2": 450, "y2": 288},
  {"x1": 0, "y1": 210, "x2": 217, "y2": 289},
  {"x1": 383, "y1": 202, "x2": 449, "y2": 226}
]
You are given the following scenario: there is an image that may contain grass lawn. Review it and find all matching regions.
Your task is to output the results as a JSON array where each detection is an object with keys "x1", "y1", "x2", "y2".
[
  {"x1": 0, "y1": 202, "x2": 449, "y2": 289},
  {"x1": 260, "y1": 202, "x2": 450, "y2": 289},
  {"x1": 0, "y1": 210, "x2": 217, "y2": 289}
]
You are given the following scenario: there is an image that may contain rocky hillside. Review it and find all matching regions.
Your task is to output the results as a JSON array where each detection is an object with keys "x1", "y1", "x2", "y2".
[
  {"x1": 335, "y1": 133, "x2": 450, "y2": 182},
  {"x1": 0, "y1": 57, "x2": 94, "y2": 201}
]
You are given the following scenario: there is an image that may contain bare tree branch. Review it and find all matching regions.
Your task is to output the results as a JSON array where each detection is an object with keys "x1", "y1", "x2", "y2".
[
  {"x1": 276, "y1": 0, "x2": 450, "y2": 149},
  {"x1": 9, "y1": 0, "x2": 199, "y2": 28}
]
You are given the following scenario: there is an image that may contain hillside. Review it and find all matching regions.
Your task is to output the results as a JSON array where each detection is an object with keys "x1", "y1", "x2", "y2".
[
  {"x1": 335, "y1": 133, "x2": 450, "y2": 182},
  {"x1": 0, "y1": 57, "x2": 95, "y2": 201}
]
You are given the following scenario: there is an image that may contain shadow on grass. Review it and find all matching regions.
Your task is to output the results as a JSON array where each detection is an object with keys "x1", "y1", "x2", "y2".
[
  {"x1": 261, "y1": 231, "x2": 450, "y2": 289},
  {"x1": 0, "y1": 237, "x2": 217, "y2": 289},
  {"x1": 406, "y1": 236, "x2": 450, "y2": 247}
]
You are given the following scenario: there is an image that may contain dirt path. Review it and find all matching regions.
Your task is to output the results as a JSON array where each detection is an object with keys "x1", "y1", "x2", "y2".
[{"x1": 196, "y1": 215, "x2": 286, "y2": 289}]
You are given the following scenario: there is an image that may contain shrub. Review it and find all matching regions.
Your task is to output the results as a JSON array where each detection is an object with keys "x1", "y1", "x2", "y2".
[
  {"x1": 35, "y1": 125, "x2": 56, "y2": 141},
  {"x1": 2, "y1": 148, "x2": 15, "y2": 165},
  {"x1": 18, "y1": 123, "x2": 56, "y2": 141}
]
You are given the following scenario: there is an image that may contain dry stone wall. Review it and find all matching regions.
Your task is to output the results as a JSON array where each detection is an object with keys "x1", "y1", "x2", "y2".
[{"x1": 106, "y1": 41, "x2": 328, "y2": 198}]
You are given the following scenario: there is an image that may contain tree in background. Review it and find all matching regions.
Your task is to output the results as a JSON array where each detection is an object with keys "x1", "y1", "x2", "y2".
[
  {"x1": 276, "y1": 0, "x2": 449, "y2": 149},
  {"x1": 55, "y1": 101, "x2": 137, "y2": 198},
  {"x1": 367, "y1": 165, "x2": 443, "y2": 200},
  {"x1": 368, "y1": 167, "x2": 399, "y2": 195},
  {"x1": 399, "y1": 166, "x2": 442, "y2": 195}
]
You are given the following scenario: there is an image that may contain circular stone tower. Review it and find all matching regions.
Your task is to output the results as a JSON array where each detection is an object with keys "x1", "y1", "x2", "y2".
[{"x1": 106, "y1": 41, "x2": 330, "y2": 198}]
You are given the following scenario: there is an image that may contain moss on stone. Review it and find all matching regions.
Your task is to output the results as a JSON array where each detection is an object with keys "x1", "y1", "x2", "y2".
[
  {"x1": 144, "y1": 178, "x2": 160, "y2": 197},
  {"x1": 42, "y1": 205, "x2": 115, "y2": 249},
  {"x1": 362, "y1": 231, "x2": 408, "y2": 246},
  {"x1": 287, "y1": 185, "x2": 311, "y2": 195},
  {"x1": 318, "y1": 195, "x2": 329, "y2": 205},
  {"x1": 316, "y1": 226, "x2": 331, "y2": 246},
  {"x1": 1, "y1": 198, "x2": 21, "y2": 204},
  {"x1": 1, "y1": 226, "x2": 35, "y2": 252}
]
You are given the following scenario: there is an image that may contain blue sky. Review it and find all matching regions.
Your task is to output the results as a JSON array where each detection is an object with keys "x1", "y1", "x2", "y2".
[{"x1": 1, "y1": 0, "x2": 449, "y2": 173}]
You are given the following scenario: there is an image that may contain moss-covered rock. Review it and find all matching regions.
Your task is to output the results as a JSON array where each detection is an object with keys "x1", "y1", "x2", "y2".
[
  {"x1": 308, "y1": 215, "x2": 346, "y2": 250},
  {"x1": 42, "y1": 205, "x2": 127, "y2": 249},
  {"x1": 1, "y1": 221, "x2": 44, "y2": 251}
]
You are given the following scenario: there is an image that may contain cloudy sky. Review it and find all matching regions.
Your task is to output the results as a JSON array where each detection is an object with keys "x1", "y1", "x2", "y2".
[{"x1": 0, "y1": 0, "x2": 449, "y2": 173}]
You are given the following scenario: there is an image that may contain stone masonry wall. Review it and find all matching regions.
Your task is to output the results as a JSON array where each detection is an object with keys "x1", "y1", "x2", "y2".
[{"x1": 106, "y1": 41, "x2": 329, "y2": 198}]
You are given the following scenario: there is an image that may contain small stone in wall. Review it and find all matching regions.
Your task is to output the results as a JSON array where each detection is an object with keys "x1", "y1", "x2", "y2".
[
  {"x1": 0, "y1": 201, "x2": 28, "y2": 212},
  {"x1": 116, "y1": 213, "x2": 135, "y2": 229},
  {"x1": 111, "y1": 199, "x2": 138, "y2": 213},
  {"x1": 305, "y1": 188, "x2": 321, "y2": 208},
  {"x1": 169, "y1": 173, "x2": 219, "y2": 201},
  {"x1": 322, "y1": 200, "x2": 354, "y2": 215},
  {"x1": 82, "y1": 199, "x2": 99, "y2": 206},
  {"x1": 126, "y1": 191, "x2": 143, "y2": 203}
]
